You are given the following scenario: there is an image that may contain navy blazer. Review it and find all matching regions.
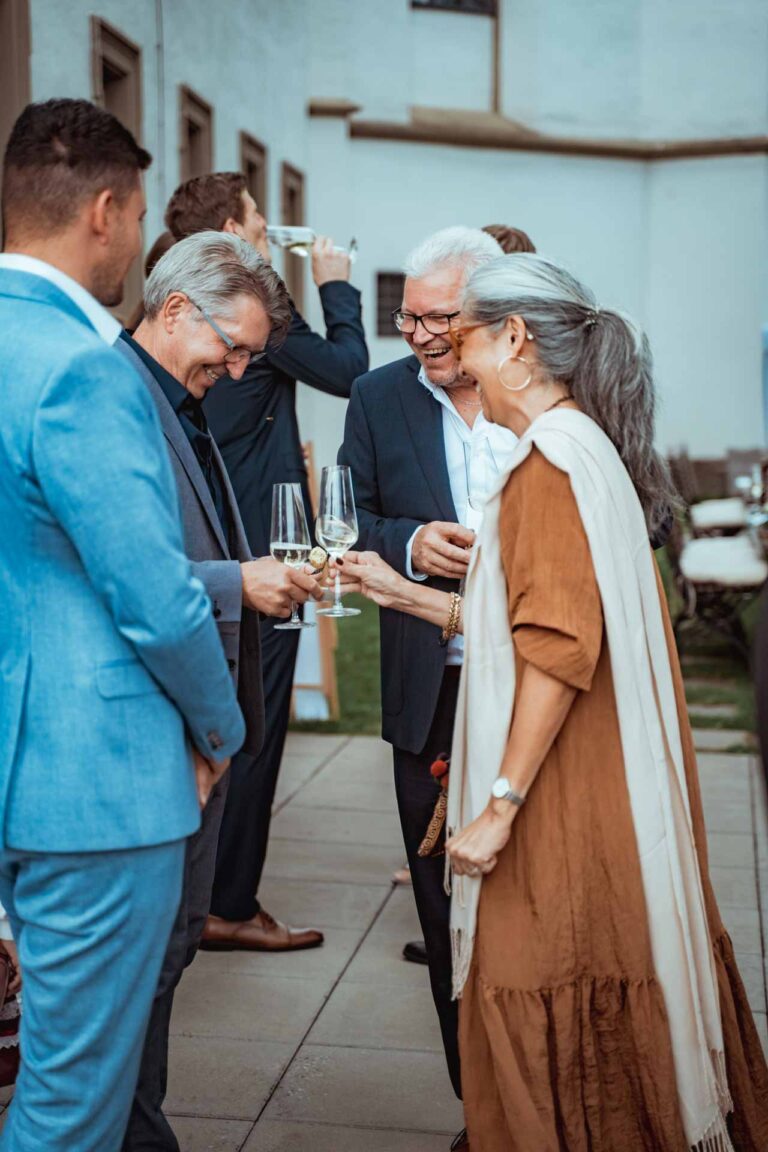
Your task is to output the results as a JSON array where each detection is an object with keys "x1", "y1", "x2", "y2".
[
  {"x1": 339, "y1": 354, "x2": 461, "y2": 755},
  {"x1": 205, "y1": 280, "x2": 368, "y2": 556}
]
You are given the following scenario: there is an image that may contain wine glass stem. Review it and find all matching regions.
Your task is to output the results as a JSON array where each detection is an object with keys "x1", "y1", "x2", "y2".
[
  {"x1": 290, "y1": 600, "x2": 300, "y2": 625},
  {"x1": 334, "y1": 567, "x2": 342, "y2": 610}
]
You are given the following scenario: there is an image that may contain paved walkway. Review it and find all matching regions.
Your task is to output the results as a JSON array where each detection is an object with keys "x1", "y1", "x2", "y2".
[
  {"x1": 0, "y1": 733, "x2": 765, "y2": 1149},
  {"x1": 162, "y1": 732, "x2": 768, "y2": 1152}
]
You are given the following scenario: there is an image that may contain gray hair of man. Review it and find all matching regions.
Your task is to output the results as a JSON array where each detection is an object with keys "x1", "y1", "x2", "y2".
[
  {"x1": 143, "y1": 229, "x2": 291, "y2": 342},
  {"x1": 402, "y1": 225, "x2": 503, "y2": 283},
  {"x1": 462, "y1": 254, "x2": 678, "y2": 538}
]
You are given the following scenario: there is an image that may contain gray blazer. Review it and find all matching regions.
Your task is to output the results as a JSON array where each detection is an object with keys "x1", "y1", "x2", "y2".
[{"x1": 117, "y1": 339, "x2": 264, "y2": 758}]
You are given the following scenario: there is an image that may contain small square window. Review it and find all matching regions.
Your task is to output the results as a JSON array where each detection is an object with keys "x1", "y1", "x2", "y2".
[{"x1": 377, "y1": 273, "x2": 406, "y2": 338}]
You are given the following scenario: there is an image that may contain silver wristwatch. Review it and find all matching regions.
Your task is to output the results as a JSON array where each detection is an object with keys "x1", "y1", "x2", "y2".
[{"x1": 491, "y1": 777, "x2": 526, "y2": 806}]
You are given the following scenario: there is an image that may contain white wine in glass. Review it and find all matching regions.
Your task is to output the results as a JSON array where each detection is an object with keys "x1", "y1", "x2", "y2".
[
  {"x1": 265, "y1": 226, "x2": 358, "y2": 263},
  {"x1": 316, "y1": 465, "x2": 360, "y2": 618},
  {"x1": 270, "y1": 483, "x2": 315, "y2": 631}
]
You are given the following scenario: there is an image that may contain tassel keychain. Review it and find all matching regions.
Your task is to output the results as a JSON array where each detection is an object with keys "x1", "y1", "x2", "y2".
[{"x1": 418, "y1": 753, "x2": 450, "y2": 857}]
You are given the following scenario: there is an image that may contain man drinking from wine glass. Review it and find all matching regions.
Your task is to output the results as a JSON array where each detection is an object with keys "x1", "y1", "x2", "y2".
[
  {"x1": 115, "y1": 230, "x2": 324, "y2": 1152},
  {"x1": 165, "y1": 172, "x2": 369, "y2": 954}
]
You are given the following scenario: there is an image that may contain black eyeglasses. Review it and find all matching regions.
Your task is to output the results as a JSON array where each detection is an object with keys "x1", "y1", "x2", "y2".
[
  {"x1": 188, "y1": 299, "x2": 267, "y2": 366},
  {"x1": 391, "y1": 310, "x2": 461, "y2": 336}
]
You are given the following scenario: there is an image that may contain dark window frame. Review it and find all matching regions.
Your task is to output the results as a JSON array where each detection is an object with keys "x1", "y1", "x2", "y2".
[
  {"x1": 91, "y1": 18, "x2": 143, "y2": 142},
  {"x1": 90, "y1": 17, "x2": 143, "y2": 324},
  {"x1": 376, "y1": 272, "x2": 406, "y2": 338},
  {"x1": 0, "y1": 0, "x2": 32, "y2": 183},
  {"x1": 179, "y1": 85, "x2": 213, "y2": 182},
  {"x1": 281, "y1": 162, "x2": 306, "y2": 314},
  {"x1": 411, "y1": 0, "x2": 497, "y2": 14},
  {"x1": 240, "y1": 131, "x2": 268, "y2": 217}
]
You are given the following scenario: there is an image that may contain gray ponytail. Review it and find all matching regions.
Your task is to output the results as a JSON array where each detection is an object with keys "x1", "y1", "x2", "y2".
[{"x1": 461, "y1": 254, "x2": 678, "y2": 539}]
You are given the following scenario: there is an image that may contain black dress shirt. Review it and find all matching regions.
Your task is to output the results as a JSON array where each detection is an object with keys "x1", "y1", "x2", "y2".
[
  {"x1": 120, "y1": 331, "x2": 233, "y2": 550},
  {"x1": 204, "y1": 281, "x2": 369, "y2": 556}
]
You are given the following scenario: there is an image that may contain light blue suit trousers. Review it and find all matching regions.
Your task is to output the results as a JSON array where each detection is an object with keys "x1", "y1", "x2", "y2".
[{"x1": 0, "y1": 844, "x2": 185, "y2": 1152}]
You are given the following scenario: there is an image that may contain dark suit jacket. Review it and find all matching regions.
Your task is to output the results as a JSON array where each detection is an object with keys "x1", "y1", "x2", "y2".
[
  {"x1": 205, "y1": 281, "x2": 368, "y2": 556},
  {"x1": 118, "y1": 338, "x2": 264, "y2": 758},
  {"x1": 339, "y1": 354, "x2": 460, "y2": 755}
]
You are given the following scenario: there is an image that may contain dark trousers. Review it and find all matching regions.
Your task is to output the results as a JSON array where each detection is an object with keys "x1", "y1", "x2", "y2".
[
  {"x1": 393, "y1": 666, "x2": 461, "y2": 1099},
  {"x1": 122, "y1": 774, "x2": 229, "y2": 1152},
  {"x1": 210, "y1": 616, "x2": 300, "y2": 921}
]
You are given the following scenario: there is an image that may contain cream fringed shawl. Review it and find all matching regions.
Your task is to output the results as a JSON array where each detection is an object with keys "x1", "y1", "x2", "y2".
[{"x1": 446, "y1": 409, "x2": 734, "y2": 1152}]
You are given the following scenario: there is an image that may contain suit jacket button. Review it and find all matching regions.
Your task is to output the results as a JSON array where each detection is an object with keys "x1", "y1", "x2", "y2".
[
  {"x1": 208, "y1": 731, "x2": 224, "y2": 751},
  {"x1": 213, "y1": 607, "x2": 222, "y2": 619},
  {"x1": 227, "y1": 659, "x2": 236, "y2": 671}
]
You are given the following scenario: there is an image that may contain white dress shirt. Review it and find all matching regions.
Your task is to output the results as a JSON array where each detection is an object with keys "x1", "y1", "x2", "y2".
[
  {"x1": 406, "y1": 367, "x2": 518, "y2": 664},
  {"x1": 0, "y1": 254, "x2": 121, "y2": 345}
]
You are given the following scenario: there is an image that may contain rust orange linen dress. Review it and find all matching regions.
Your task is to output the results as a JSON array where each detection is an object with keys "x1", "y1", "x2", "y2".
[{"x1": 459, "y1": 448, "x2": 768, "y2": 1152}]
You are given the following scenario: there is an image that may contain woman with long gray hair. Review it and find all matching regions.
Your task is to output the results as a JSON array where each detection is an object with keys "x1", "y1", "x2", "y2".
[{"x1": 341, "y1": 256, "x2": 767, "y2": 1150}]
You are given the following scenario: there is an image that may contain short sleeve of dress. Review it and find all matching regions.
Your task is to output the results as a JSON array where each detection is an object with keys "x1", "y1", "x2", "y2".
[{"x1": 499, "y1": 447, "x2": 602, "y2": 692}]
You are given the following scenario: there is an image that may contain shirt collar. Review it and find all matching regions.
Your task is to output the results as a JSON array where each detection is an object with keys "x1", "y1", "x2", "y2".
[
  {"x1": 0, "y1": 254, "x2": 122, "y2": 345},
  {"x1": 119, "y1": 330, "x2": 203, "y2": 424}
]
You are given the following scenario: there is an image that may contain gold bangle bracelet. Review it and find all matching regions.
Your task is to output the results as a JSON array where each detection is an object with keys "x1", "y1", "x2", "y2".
[{"x1": 440, "y1": 591, "x2": 462, "y2": 645}]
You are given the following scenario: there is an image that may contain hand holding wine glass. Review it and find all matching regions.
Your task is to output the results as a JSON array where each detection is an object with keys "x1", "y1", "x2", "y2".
[
  {"x1": 316, "y1": 465, "x2": 361, "y2": 619},
  {"x1": 270, "y1": 483, "x2": 315, "y2": 631}
]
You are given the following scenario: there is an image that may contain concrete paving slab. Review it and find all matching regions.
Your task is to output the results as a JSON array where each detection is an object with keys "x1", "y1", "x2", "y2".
[
  {"x1": 732, "y1": 953, "x2": 767, "y2": 1016},
  {"x1": 262, "y1": 1045, "x2": 463, "y2": 1134},
  {"x1": 369, "y1": 887, "x2": 422, "y2": 939},
  {"x1": 754, "y1": 1012, "x2": 768, "y2": 1058},
  {"x1": 169, "y1": 1116, "x2": 253, "y2": 1151},
  {"x1": 257, "y1": 878, "x2": 389, "y2": 931},
  {"x1": 165, "y1": 1037, "x2": 294, "y2": 1120},
  {"x1": 294, "y1": 776, "x2": 397, "y2": 813},
  {"x1": 689, "y1": 705, "x2": 740, "y2": 720},
  {"x1": 692, "y1": 730, "x2": 756, "y2": 752},
  {"x1": 270, "y1": 805, "x2": 403, "y2": 848},
  {"x1": 307, "y1": 983, "x2": 444, "y2": 1052},
  {"x1": 244, "y1": 1120, "x2": 451, "y2": 1151},
  {"x1": 284, "y1": 733, "x2": 350, "y2": 761},
  {"x1": 700, "y1": 797, "x2": 755, "y2": 834},
  {"x1": 171, "y1": 968, "x2": 330, "y2": 1045},
  {"x1": 707, "y1": 832, "x2": 755, "y2": 870},
  {"x1": 709, "y1": 866, "x2": 759, "y2": 910},
  {"x1": 264, "y1": 839, "x2": 405, "y2": 887},
  {"x1": 720, "y1": 907, "x2": 763, "y2": 955},
  {"x1": 342, "y1": 931, "x2": 430, "y2": 990},
  {"x1": 192, "y1": 930, "x2": 362, "y2": 986}
]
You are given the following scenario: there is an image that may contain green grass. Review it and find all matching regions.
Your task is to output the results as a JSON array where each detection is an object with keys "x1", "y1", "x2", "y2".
[{"x1": 289, "y1": 594, "x2": 382, "y2": 736}]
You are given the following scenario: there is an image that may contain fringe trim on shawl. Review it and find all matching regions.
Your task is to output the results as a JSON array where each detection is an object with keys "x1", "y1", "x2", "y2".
[
  {"x1": 451, "y1": 926, "x2": 473, "y2": 1001},
  {"x1": 691, "y1": 1106, "x2": 734, "y2": 1152}
]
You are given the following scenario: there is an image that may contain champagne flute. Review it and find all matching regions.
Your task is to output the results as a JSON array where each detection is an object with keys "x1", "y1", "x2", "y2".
[
  {"x1": 316, "y1": 465, "x2": 360, "y2": 618},
  {"x1": 270, "y1": 483, "x2": 314, "y2": 631}
]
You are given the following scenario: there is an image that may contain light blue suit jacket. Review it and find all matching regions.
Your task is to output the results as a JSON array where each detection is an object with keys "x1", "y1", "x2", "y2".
[{"x1": 0, "y1": 270, "x2": 245, "y2": 853}]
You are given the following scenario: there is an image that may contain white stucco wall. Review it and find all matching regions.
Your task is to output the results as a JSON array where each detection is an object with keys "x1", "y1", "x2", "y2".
[
  {"x1": 21, "y1": 0, "x2": 768, "y2": 468},
  {"x1": 28, "y1": 0, "x2": 311, "y2": 265}
]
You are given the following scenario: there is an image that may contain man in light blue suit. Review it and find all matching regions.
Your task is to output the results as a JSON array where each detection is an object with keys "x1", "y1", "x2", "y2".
[{"x1": 0, "y1": 100, "x2": 245, "y2": 1152}]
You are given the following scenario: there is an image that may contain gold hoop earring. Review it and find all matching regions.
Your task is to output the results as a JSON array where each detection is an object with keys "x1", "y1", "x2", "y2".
[{"x1": 497, "y1": 354, "x2": 532, "y2": 392}]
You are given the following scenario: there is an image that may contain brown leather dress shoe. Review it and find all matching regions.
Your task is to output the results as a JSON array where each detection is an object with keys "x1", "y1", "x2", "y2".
[{"x1": 200, "y1": 909, "x2": 324, "y2": 952}]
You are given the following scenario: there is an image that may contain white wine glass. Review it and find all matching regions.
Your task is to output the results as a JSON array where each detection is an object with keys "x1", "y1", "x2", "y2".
[
  {"x1": 270, "y1": 483, "x2": 315, "y2": 631},
  {"x1": 316, "y1": 465, "x2": 360, "y2": 619}
]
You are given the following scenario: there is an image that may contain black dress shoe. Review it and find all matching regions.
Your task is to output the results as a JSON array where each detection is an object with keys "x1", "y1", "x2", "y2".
[
  {"x1": 402, "y1": 938, "x2": 429, "y2": 965},
  {"x1": 450, "y1": 1129, "x2": 469, "y2": 1150}
]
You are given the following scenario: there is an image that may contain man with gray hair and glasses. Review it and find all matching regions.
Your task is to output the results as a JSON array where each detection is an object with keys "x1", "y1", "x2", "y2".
[
  {"x1": 339, "y1": 225, "x2": 511, "y2": 1147},
  {"x1": 115, "y1": 231, "x2": 324, "y2": 1152}
]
